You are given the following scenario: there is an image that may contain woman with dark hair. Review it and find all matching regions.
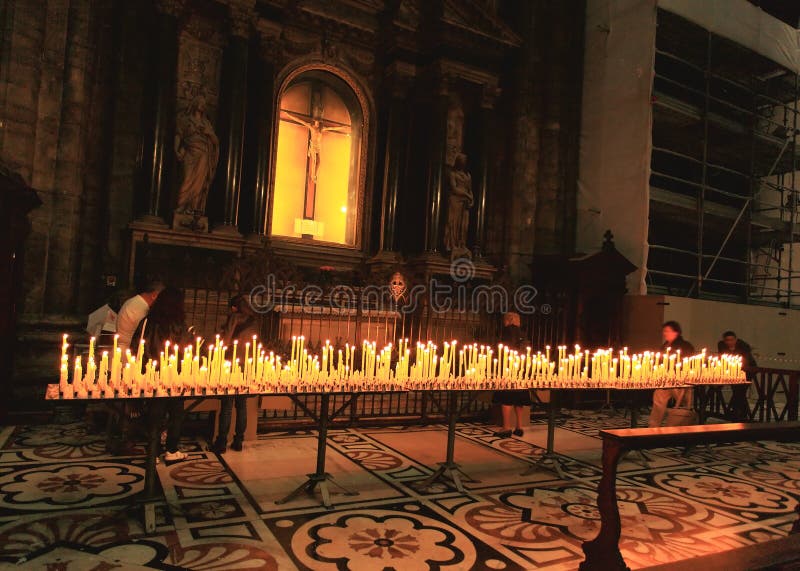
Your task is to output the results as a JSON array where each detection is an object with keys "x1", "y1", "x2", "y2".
[
  {"x1": 211, "y1": 294, "x2": 259, "y2": 454},
  {"x1": 649, "y1": 321, "x2": 695, "y2": 428},
  {"x1": 492, "y1": 312, "x2": 533, "y2": 438},
  {"x1": 134, "y1": 286, "x2": 191, "y2": 462}
]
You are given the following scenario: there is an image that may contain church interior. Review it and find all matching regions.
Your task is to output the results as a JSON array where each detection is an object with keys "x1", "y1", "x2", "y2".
[{"x1": 1, "y1": 0, "x2": 800, "y2": 569}]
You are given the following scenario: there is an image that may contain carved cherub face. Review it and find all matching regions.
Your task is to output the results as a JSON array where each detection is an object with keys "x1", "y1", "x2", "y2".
[{"x1": 454, "y1": 153, "x2": 467, "y2": 169}]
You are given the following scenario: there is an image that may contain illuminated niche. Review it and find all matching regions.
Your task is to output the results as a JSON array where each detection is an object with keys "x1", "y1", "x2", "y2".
[{"x1": 271, "y1": 70, "x2": 364, "y2": 246}]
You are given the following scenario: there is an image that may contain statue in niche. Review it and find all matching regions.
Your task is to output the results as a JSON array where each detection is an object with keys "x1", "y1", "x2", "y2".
[
  {"x1": 444, "y1": 153, "x2": 473, "y2": 259},
  {"x1": 446, "y1": 94, "x2": 464, "y2": 167},
  {"x1": 174, "y1": 95, "x2": 219, "y2": 214}
]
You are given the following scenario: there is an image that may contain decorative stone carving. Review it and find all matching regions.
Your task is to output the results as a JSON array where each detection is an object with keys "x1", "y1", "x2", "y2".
[
  {"x1": 446, "y1": 93, "x2": 464, "y2": 167},
  {"x1": 389, "y1": 272, "x2": 407, "y2": 302},
  {"x1": 155, "y1": 0, "x2": 185, "y2": 18},
  {"x1": 228, "y1": 1, "x2": 255, "y2": 39},
  {"x1": 444, "y1": 153, "x2": 474, "y2": 260},
  {"x1": 174, "y1": 95, "x2": 219, "y2": 215},
  {"x1": 257, "y1": 20, "x2": 283, "y2": 61},
  {"x1": 177, "y1": 14, "x2": 224, "y2": 117}
]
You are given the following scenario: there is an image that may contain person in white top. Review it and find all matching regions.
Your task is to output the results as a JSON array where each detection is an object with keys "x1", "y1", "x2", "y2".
[{"x1": 116, "y1": 282, "x2": 163, "y2": 352}]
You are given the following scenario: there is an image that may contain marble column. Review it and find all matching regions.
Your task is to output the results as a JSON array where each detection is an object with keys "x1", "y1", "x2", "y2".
[
  {"x1": 425, "y1": 76, "x2": 449, "y2": 254},
  {"x1": 251, "y1": 28, "x2": 278, "y2": 237},
  {"x1": 139, "y1": 0, "x2": 181, "y2": 224},
  {"x1": 472, "y1": 85, "x2": 497, "y2": 259},
  {"x1": 215, "y1": 2, "x2": 252, "y2": 234}
]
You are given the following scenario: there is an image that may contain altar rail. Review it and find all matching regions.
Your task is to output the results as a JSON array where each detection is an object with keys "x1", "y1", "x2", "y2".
[
  {"x1": 182, "y1": 286, "x2": 569, "y2": 352},
  {"x1": 701, "y1": 367, "x2": 799, "y2": 422}
]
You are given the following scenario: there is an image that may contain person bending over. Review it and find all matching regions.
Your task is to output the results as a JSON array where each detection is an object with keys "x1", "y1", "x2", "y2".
[
  {"x1": 134, "y1": 286, "x2": 192, "y2": 462},
  {"x1": 649, "y1": 321, "x2": 695, "y2": 428}
]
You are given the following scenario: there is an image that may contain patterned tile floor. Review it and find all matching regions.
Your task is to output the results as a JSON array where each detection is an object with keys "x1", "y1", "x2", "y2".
[{"x1": 0, "y1": 410, "x2": 798, "y2": 570}]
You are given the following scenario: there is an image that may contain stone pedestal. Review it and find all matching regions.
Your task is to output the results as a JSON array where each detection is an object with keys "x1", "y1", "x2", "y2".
[{"x1": 172, "y1": 213, "x2": 209, "y2": 233}]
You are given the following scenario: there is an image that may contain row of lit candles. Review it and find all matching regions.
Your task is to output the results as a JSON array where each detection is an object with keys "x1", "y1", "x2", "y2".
[{"x1": 50, "y1": 334, "x2": 747, "y2": 399}]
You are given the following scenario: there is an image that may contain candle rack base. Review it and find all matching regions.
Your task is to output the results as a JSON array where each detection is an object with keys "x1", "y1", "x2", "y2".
[
  {"x1": 521, "y1": 452, "x2": 567, "y2": 479},
  {"x1": 419, "y1": 462, "x2": 479, "y2": 493},
  {"x1": 275, "y1": 472, "x2": 358, "y2": 509}
]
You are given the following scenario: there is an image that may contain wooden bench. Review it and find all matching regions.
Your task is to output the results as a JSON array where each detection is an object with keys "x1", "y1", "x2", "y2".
[{"x1": 579, "y1": 422, "x2": 800, "y2": 571}]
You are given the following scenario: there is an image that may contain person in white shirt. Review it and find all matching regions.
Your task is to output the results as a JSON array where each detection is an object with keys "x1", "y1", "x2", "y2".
[{"x1": 116, "y1": 282, "x2": 163, "y2": 352}]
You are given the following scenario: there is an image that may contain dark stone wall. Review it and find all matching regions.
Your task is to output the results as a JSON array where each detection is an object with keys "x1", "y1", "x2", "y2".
[{"x1": 0, "y1": 0, "x2": 587, "y2": 400}]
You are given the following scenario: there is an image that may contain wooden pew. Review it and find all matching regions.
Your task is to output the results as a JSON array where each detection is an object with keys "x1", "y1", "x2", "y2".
[{"x1": 579, "y1": 422, "x2": 800, "y2": 571}]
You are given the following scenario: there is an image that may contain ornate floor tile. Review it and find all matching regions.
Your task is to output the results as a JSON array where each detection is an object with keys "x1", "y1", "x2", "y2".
[
  {"x1": 630, "y1": 468, "x2": 797, "y2": 520},
  {"x1": 169, "y1": 459, "x2": 233, "y2": 487},
  {"x1": 0, "y1": 416, "x2": 797, "y2": 570},
  {"x1": 269, "y1": 503, "x2": 523, "y2": 571},
  {"x1": 0, "y1": 461, "x2": 144, "y2": 514},
  {"x1": 180, "y1": 498, "x2": 246, "y2": 523},
  {"x1": 166, "y1": 541, "x2": 278, "y2": 570},
  {"x1": 0, "y1": 511, "x2": 138, "y2": 562}
]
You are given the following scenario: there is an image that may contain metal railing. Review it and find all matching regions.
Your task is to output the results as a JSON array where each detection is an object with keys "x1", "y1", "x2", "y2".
[
  {"x1": 699, "y1": 367, "x2": 799, "y2": 422},
  {"x1": 180, "y1": 285, "x2": 567, "y2": 429},
  {"x1": 256, "y1": 391, "x2": 492, "y2": 429}
]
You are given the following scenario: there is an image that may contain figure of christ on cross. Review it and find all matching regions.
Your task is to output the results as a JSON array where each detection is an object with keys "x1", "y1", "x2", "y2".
[{"x1": 279, "y1": 107, "x2": 351, "y2": 220}]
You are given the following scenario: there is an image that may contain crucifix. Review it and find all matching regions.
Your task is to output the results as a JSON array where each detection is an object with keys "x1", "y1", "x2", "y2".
[{"x1": 280, "y1": 89, "x2": 351, "y2": 222}]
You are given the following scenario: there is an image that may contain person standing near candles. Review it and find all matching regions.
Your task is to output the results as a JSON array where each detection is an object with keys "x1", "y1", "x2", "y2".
[
  {"x1": 718, "y1": 330, "x2": 756, "y2": 420},
  {"x1": 492, "y1": 312, "x2": 533, "y2": 438},
  {"x1": 134, "y1": 286, "x2": 192, "y2": 462},
  {"x1": 210, "y1": 294, "x2": 259, "y2": 454},
  {"x1": 649, "y1": 321, "x2": 695, "y2": 427},
  {"x1": 106, "y1": 281, "x2": 162, "y2": 453},
  {"x1": 116, "y1": 281, "x2": 164, "y2": 352}
]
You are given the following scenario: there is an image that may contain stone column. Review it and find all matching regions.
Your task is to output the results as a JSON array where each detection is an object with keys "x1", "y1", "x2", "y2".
[
  {"x1": 250, "y1": 25, "x2": 279, "y2": 238},
  {"x1": 425, "y1": 75, "x2": 449, "y2": 254},
  {"x1": 473, "y1": 84, "x2": 498, "y2": 259},
  {"x1": 535, "y1": 0, "x2": 567, "y2": 255},
  {"x1": 507, "y1": 0, "x2": 544, "y2": 284},
  {"x1": 215, "y1": 1, "x2": 253, "y2": 234},
  {"x1": 138, "y1": 0, "x2": 181, "y2": 224},
  {"x1": 378, "y1": 67, "x2": 413, "y2": 255}
]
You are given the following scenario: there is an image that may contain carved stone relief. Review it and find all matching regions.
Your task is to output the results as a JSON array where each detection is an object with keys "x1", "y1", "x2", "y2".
[
  {"x1": 446, "y1": 93, "x2": 464, "y2": 167},
  {"x1": 177, "y1": 12, "x2": 225, "y2": 120}
]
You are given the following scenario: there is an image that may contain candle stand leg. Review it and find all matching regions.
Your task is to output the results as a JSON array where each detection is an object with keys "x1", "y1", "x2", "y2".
[
  {"x1": 599, "y1": 390, "x2": 615, "y2": 415},
  {"x1": 521, "y1": 390, "x2": 566, "y2": 478},
  {"x1": 139, "y1": 406, "x2": 161, "y2": 534},
  {"x1": 624, "y1": 393, "x2": 650, "y2": 468},
  {"x1": 418, "y1": 391, "x2": 478, "y2": 493},
  {"x1": 276, "y1": 394, "x2": 358, "y2": 509}
]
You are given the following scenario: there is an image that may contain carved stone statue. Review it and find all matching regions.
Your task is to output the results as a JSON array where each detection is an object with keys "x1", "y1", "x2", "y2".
[
  {"x1": 175, "y1": 95, "x2": 219, "y2": 214},
  {"x1": 444, "y1": 153, "x2": 473, "y2": 259}
]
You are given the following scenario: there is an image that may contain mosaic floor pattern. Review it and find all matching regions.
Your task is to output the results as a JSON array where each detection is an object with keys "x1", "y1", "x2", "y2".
[{"x1": 0, "y1": 411, "x2": 797, "y2": 570}]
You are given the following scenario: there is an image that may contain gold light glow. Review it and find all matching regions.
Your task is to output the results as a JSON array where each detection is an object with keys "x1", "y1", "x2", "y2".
[{"x1": 271, "y1": 81, "x2": 355, "y2": 245}]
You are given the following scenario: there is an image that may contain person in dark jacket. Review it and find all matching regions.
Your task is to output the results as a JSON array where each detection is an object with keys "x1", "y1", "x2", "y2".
[
  {"x1": 649, "y1": 321, "x2": 696, "y2": 427},
  {"x1": 718, "y1": 330, "x2": 756, "y2": 420},
  {"x1": 492, "y1": 312, "x2": 533, "y2": 438},
  {"x1": 718, "y1": 331, "x2": 757, "y2": 368},
  {"x1": 134, "y1": 286, "x2": 192, "y2": 462},
  {"x1": 211, "y1": 294, "x2": 259, "y2": 454}
]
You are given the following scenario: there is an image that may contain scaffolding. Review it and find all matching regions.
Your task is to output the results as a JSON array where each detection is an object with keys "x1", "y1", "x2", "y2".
[{"x1": 647, "y1": 9, "x2": 800, "y2": 307}]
